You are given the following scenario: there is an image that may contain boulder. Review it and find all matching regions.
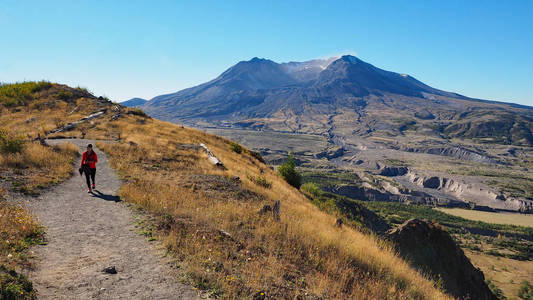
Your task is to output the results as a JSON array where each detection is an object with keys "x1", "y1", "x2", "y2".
[{"x1": 387, "y1": 219, "x2": 497, "y2": 300}]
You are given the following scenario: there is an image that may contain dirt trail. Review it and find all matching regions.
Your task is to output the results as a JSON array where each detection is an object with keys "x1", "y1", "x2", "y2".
[{"x1": 22, "y1": 139, "x2": 199, "y2": 300}]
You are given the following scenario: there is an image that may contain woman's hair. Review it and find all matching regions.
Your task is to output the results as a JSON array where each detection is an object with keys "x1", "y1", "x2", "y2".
[{"x1": 87, "y1": 144, "x2": 93, "y2": 148}]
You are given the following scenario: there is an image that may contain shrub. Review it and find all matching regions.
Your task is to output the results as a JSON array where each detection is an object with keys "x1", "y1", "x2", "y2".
[
  {"x1": 128, "y1": 108, "x2": 149, "y2": 118},
  {"x1": 249, "y1": 150, "x2": 265, "y2": 163},
  {"x1": 0, "y1": 266, "x2": 35, "y2": 300},
  {"x1": 486, "y1": 249, "x2": 504, "y2": 257},
  {"x1": 300, "y1": 182, "x2": 322, "y2": 198},
  {"x1": 56, "y1": 89, "x2": 73, "y2": 100},
  {"x1": 75, "y1": 86, "x2": 91, "y2": 95},
  {"x1": 518, "y1": 281, "x2": 533, "y2": 300},
  {"x1": 247, "y1": 173, "x2": 271, "y2": 188},
  {"x1": 485, "y1": 279, "x2": 505, "y2": 299},
  {"x1": 0, "y1": 129, "x2": 26, "y2": 154},
  {"x1": 0, "y1": 202, "x2": 42, "y2": 300},
  {"x1": 278, "y1": 153, "x2": 301, "y2": 188},
  {"x1": 0, "y1": 82, "x2": 50, "y2": 107},
  {"x1": 30, "y1": 81, "x2": 52, "y2": 93},
  {"x1": 229, "y1": 142, "x2": 242, "y2": 154}
]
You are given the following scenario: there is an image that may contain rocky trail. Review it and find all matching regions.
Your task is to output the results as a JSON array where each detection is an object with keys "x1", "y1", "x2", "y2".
[{"x1": 22, "y1": 139, "x2": 199, "y2": 300}]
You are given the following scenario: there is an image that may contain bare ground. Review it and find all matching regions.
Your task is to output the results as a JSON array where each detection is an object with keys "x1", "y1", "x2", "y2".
[{"x1": 22, "y1": 139, "x2": 200, "y2": 300}]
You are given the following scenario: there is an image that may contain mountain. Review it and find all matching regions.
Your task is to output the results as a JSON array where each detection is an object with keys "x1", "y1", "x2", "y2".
[
  {"x1": 121, "y1": 97, "x2": 148, "y2": 107},
  {"x1": 1, "y1": 81, "x2": 457, "y2": 299},
  {"x1": 140, "y1": 55, "x2": 533, "y2": 146},
  {"x1": 137, "y1": 55, "x2": 533, "y2": 215}
]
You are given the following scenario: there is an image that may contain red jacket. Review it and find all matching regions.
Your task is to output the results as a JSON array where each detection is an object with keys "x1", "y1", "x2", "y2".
[{"x1": 81, "y1": 151, "x2": 98, "y2": 169}]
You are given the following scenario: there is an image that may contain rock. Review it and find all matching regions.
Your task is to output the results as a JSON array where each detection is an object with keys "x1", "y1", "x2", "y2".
[
  {"x1": 379, "y1": 166, "x2": 409, "y2": 176},
  {"x1": 199, "y1": 143, "x2": 225, "y2": 168},
  {"x1": 422, "y1": 176, "x2": 441, "y2": 189},
  {"x1": 218, "y1": 230, "x2": 233, "y2": 240},
  {"x1": 387, "y1": 219, "x2": 497, "y2": 300},
  {"x1": 102, "y1": 266, "x2": 117, "y2": 274},
  {"x1": 315, "y1": 146, "x2": 345, "y2": 160},
  {"x1": 273, "y1": 200, "x2": 280, "y2": 221},
  {"x1": 110, "y1": 113, "x2": 121, "y2": 121},
  {"x1": 259, "y1": 205, "x2": 272, "y2": 214}
]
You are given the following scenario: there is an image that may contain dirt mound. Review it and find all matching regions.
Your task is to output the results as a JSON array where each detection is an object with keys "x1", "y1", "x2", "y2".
[{"x1": 387, "y1": 219, "x2": 497, "y2": 300}]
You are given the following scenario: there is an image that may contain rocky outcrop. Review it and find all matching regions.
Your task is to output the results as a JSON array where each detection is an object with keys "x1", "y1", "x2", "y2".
[
  {"x1": 199, "y1": 143, "x2": 225, "y2": 168},
  {"x1": 323, "y1": 184, "x2": 469, "y2": 208},
  {"x1": 391, "y1": 144, "x2": 500, "y2": 164},
  {"x1": 404, "y1": 172, "x2": 533, "y2": 213},
  {"x1": 379, "y1": 166, "x2": 409, "y2": 176},
  {"x1": 387, "y1": 219, "x2": 498, "y2": 300},
  {"x1": 315, "y1": 146, "x2": 345, "y2": 160}
]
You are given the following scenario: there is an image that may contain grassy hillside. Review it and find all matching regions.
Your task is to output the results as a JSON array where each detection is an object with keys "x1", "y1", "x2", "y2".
[
  {"x1": 0, "y1": 82, "x2": 87, "y2": 299},
  {"x1": 443, "y1": 110, "x2": 533, "y2": 146},
  {"x1": 0, "y1": 82, "x2": 451, "y2": 299}
]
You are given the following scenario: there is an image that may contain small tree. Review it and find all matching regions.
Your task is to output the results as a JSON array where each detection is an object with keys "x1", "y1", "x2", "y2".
[{"x1": 278, "y1": 153, "x2": 301, "y2": 188}]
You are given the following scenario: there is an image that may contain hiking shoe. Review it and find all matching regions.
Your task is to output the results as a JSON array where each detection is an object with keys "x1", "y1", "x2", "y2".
[
  {"x1": 92, "y1": 184, "x2": 95, "y2": 189},
  {"x1": 88, "y1": 188, "x2": 92, "y2": 193}
]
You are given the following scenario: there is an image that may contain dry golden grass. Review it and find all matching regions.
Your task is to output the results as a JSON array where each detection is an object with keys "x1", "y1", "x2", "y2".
[
  {"x1": 0, "y1": 83, "x2": 103, "y2": 298},
  {"x1": 465, "y1": 249, "x2": 533, "y2": 299},
  {"x1": 1, "y1": 82, "x2": 450, "y2": 298},
  {"x1": 435, "y1": 208, "x2": 533, "y2": 228},
  {"x1": 0, "y1": 202, "x2": 43, "y2": 299},
  {"x1": 0, "y1": 141, "x2": 79, "y2": 195},
  {"x1": 0, "y1": 202, "x2": 43, "y2": 269},
  {"x1": 97, "y1": 115, "x2": 451, "y2": 299}
]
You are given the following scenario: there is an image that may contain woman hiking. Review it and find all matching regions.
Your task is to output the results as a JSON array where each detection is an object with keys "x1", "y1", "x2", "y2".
[{"x1": 81, "y1": 144, "x2": 98, "y2": 193}]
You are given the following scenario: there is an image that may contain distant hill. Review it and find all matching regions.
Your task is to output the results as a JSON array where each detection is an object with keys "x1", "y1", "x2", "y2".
[
  {"x1": 139, "y1": 55, "x2": 533, "y2": 146},
  {"x1": 121, "y1": 97, "x2": 147, "y2": 107}
]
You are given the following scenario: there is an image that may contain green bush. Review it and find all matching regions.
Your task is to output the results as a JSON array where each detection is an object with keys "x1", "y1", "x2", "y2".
[
  {"x1": 128, "y1": 108, "x2": 150, "y2": 118},
  {"x1": 278, "y1": 153, "x2": 301, "y2": 188},
  {"x1": 485, "y1": 279, "x2": 505, "y2": 299},
  {"x1": 30, "y1": 81, "x2": 52, "y2": 93},
  {"x1": 249, "y1": 150, "x2": 265, "y2": 163},
  {"x1": 0, "y1": 265, "x2": 36, "y2": 300},
  {"x1": 75, "y1": 86, "x2": 91, "y2": 94},
  {"x1": 0, "y1": 81, "x2": 52, "y2": 107},
  {"x1": 518, "y1": 281, "x2": 533, "y2": 300},
  {"x1": 0, "y1": 129, "x2": 26, "y2": 154},
  {"x1": 56, "y1": 89, "x2": 73, "y2": 100},
  {"x1": 247, "y1": 173, "x2": 271, "y2": 188},
  {"x1": 229, "y1": 142, "x2": 242, "y2": 154},
  {"x1": 300, "y1": 182, "x2": 322, "y2": 198}
]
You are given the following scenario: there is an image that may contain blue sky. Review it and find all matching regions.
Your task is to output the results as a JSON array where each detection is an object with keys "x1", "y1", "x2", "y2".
[{"x1": 1, "y1": 1, "x2": 532, "y2": 105}]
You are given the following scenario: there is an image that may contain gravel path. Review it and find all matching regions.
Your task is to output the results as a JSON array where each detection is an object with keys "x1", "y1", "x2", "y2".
[{"x1": 23, "y1": 139, "x2": 199, "y2": 300}]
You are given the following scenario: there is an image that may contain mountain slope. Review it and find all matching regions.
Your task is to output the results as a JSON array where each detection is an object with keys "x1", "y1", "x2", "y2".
[
  {"x1": 121, "y1": 97, "x2": 148, "y2": 107},
  {"x1": 1, "y1": 82, "x2": 453, "y2": 299},
  {"x1": 140, "y1": 55, "x2": 533, "y2": 146}
]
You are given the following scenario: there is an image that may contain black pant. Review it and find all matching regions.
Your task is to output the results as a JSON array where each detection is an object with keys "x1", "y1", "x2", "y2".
[{"x1": 84, "y1": 167, "x2": 96, "y2": 188}]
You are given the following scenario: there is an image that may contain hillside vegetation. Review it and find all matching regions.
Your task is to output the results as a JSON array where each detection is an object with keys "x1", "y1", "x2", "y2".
[
  {"x1": 0, "y1": 82, "x2": 451, "y2": 299},
  {"x1": 96, "y1": 117, "x2": 447, "y2": 299}
]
